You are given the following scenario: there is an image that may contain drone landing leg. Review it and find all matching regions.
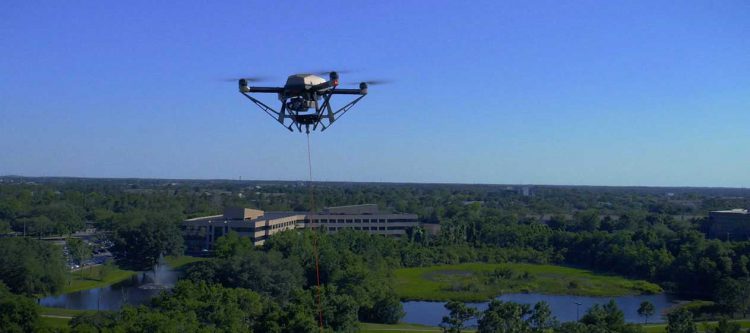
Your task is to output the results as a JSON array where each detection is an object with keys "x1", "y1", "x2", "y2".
[
  {"x1": 240, "y1": 92, "x2": 291, "y2": 131},
  {"x1": 313, "y1": 92, "x2": 334, "y2": 131},
  {"x1": 321, "y1": 95, "x2": 366, "y2": 131}
]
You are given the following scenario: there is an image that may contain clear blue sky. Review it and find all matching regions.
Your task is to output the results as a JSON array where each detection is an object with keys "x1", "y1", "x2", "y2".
[{"x1": 2, "y1": 1, "x2": 749, "y2": 187}]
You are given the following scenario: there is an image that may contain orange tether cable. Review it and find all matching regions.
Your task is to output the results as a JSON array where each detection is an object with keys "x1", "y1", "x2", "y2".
[{"x1": 306, "y1": 133, "x2": 324, "y2": 333}]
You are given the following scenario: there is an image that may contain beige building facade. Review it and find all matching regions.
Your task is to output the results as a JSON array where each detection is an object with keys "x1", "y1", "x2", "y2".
[{"x1": 182, "y1": 204, "x2": 419, "y2": 251}]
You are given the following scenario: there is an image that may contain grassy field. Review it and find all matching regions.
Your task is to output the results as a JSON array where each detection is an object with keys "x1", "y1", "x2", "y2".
[
  {"x1": 360, "y1": 322, "x2": 474, "y2": 332},
  {"x1": 360, "y1": 320, "x2": 750, "y2": 333},
  {"x1": 395, "y1": 263, "x2": 662, "y2": 302},
  {"x1": 59, "y1": 255, "x2": 206, "y2": 294},
  {"x1": 40, "y1": 306, "x2": 96, "y2": 317},
  {"x1": 62, "y1": 264, "x2": 137, "y2": 294},
  {"x1": 39, "y1": 316, "x2": 72, "y2": 331},
  {"x1": 37, "y1": 307, "x2": 98, "y2": 332},
  {"x1": 164, "y1": 255, "x2": 209, "y2": 269},
  {"x1": 641, "y1": 319, "x2": 750, "y2": 333}
]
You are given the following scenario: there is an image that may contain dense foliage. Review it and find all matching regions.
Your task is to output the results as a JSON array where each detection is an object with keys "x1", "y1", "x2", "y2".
[
  {"x1": 440, "y1": 298, "x2": 645, "y2": 333},
  {"x1": 0, "y1": 282, "x2": 39, "y2": 333},
  {"x1": 0, "y1": 237, "x2": 66, "y2": 296},
  {"x1": 186, "y1": 229, "x2": 405, "y2": 328},
  {"x1": 69, "y1": 281, "x2": 290, "y2": 333},
  {"x1": 3, "y1": 177, "x2": 750, "y2": 330},
  {"x1": 109, "y1": 212, "x2": 184, "y2": 270}
]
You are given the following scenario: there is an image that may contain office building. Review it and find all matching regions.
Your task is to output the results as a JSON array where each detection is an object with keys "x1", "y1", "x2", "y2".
[
  {"x1": 182, "y1": 204, "x2": 419, "y2": 251},
  {"x1": 708, "y1": 209, "x2": 750, "y2": 241}
]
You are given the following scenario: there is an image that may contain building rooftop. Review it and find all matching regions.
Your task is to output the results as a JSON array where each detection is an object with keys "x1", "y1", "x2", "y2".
[
  {"x1": 321, "y1": 204, "x2": 380, "y2": 215},
  {"x1": 712, "y1": 209, "x2": 749, "y2": 214},
  {"x1": 184, "y1": 214, "x2": 223, "y2": 222},
  {"x1": 184, "y1": 204, "x2": 415, "y2": 224}
]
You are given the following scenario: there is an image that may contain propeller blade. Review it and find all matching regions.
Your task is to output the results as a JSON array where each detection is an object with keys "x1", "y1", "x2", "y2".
[
  {"x1": 309, "y1": 70, "x2": 354, "y2": 76},
  {"x1": 219, "y1": 76, "x2": 272, "y2": 82},
  {"x1": 345, "y1": 79, "x2": 393, "y2": 86}
]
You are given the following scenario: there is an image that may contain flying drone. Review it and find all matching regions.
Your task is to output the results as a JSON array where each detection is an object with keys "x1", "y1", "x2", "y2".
[{"x1": 237, "y1": 71, "x2": 380, "y2": 133}]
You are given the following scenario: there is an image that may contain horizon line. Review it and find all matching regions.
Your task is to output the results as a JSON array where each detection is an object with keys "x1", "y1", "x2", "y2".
[{"x1": 2, "y1": 174, "x2": 749, "y2": 191}]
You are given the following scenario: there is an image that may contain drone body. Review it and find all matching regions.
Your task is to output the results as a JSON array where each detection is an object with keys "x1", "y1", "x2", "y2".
[{"x1": 239, "y1": 72, "x2": 368, "y2": 133}]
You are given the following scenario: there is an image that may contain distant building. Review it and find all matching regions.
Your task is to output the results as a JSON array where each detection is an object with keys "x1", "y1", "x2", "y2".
[
  {"x1": 182, "y1": 204, "x2": 419, "y2": 251},
  {"x1": 520, "y1": 186, "x2": 534, "y2": 197},
  {"x1": 708, "y1": 209, "x2": 750, "y2": 241}
]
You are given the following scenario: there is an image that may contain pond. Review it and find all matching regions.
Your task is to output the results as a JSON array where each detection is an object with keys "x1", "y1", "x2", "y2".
[
  {"x1": 402, "y1": 293, "x2": 677, "y2": 326},
  {"x1": 40, "y1": 263, "x2": 179, "y2": 311},
  {"x1": 42, "y1": 264, "x2": 678, "y2": 326}
]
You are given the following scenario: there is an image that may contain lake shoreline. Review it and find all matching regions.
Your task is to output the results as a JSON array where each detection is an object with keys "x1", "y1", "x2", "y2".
[
  {"x1": 402, "y1": 292, "x2": 678, "y2": 325},
  {"x1": 395, "y1": 262, "x2": 662, "y2": 302}
]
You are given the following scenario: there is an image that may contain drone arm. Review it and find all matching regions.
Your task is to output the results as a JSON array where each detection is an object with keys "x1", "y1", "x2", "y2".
[
  {"x1": 245, "y1": 87, "x2": 285, "y2": 93},
  {"x1": 330, "y1": 88, "x2": 366, "y2": 95},
  {"x1": 240, "y1": 92, "x2": 292, "y2": 131}
]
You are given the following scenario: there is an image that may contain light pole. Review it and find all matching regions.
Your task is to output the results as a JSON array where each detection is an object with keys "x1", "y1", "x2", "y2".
[{"x1": 574, "y1": 302, "x2": 582, "y2": 321}]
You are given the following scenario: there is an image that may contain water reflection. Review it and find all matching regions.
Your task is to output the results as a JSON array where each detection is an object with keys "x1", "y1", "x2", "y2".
[
  {"x1": 40, "y1": 263, "x2": 178, "y2": 311},
  {"x1": 402, "y1": 293, "x2": 677, "y2": 326}
]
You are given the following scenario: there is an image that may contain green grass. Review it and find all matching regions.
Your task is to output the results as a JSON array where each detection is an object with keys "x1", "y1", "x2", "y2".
[
  {"x1": 360, "y1": 320, "x2": 750, "y2": 333},
  {"x1": 58, "y1": 256, "x2": 206, "y2": 295},
  {"x1": 360, "y1": 322, "x2": 474, "y2": 332},
  {"x1": 39, "y1": 306, "x2": 96, "y2": 317},
  {"x1": 62, "y1": 265, "x2": 137, "y2": 294},
  {"x1": 38, "y1": 307, "x2": 98, "y2": 332},
  {"x1": 38, "y1": 316, "x2": 72, "y2": 331},
  {"x1": 641, "y1": 319, "x2": 750, "y2": 333},
  {"x1": 395, "y1": 263, "x2": 662, "y2": 302},
  {"x1": 164, "y1": 255, "x2": 209, "y2": 269}
]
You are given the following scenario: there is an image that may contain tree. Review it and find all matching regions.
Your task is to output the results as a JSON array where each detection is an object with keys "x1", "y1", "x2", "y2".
[
  {"x1": 0, "y1": 237, "x2": 66, "y2": 295},
  {"x1": 279, "y1": 289, "x2": 318, "y2": 333},
  {"x1": 709, "y1": 318, "x2": 742, "y2": 333},
  {"x1": 666, "y1": 308, "x2": 697, "y2": 333},
  {"x1": 638, "y1": 301, "x2": 655, "y2": 324},
  {"x1": 554, "y1": 322, "x2": 588, "y2": 333},
  {"x1": 69, "y1": 311, "x2": 119, "y2": 333},
  {"x1": 110, "y1": 215, "x2": 184, "y2": 270},
  {"x1": 0, "y1": 220, "x2": 10, "y2": 234},
  {"x1": 715, "y1": 278, "x2": 750, "y2": 318},
  {"x1": 213, "y1": 250, "x2": 304, "y2": 302},
  {"x1": 67, "y1": 238, "x2": 92, "y2": 266},
  {"x1": 367, "y1": 291, "x2": 405, "y2": 324},
  {"x1": 530, "y1": 301, "x2": 557, "y2": 332},
  {"x1": 214, "y1": 231, "x2": 254, "y2": 259},
  {"x1": 478, "y1": 300, "x2": 531, "y2": 333},
  {"x1": 0, "y1": 282, "x2": 39, "y2": 333},
  {"x1": 321, "y1": 285, "x2": 359, "y2": 332},
  {"x1": 580, "y1": 300, "x2": 626, "y2": 332},
  {"x1": 21, "y1": 216, "x2": 53, "y2": 238},
  {"x1": 441, "y1": 301, "x2": 479, "y2": 333},
  {"x1": 575, "y1": 209, "x2": 601, "y2": 232},
  {"x1": 152, "y1": 280, "x2": 269, "y2": 331}
]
